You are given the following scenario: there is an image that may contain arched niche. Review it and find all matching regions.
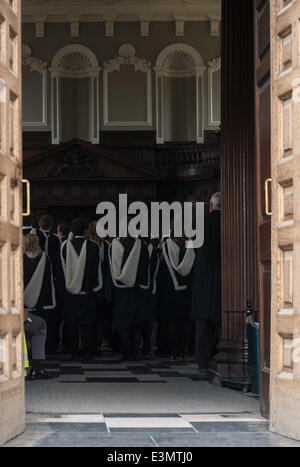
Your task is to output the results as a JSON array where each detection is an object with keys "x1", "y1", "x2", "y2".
[
  {"x1": 155, "y1": 44, "x2": 205, "y2": 144},
  {"x1": 50, "y1": 44, "x2": 101, "y2": 144}
]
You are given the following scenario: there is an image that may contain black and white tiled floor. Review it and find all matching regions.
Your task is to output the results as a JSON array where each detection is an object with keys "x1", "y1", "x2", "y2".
[
  {"x1": 5, "y1": 412, "x2": 300, "y2": 447},
  {"x1": 38, "y1": 355, "x2": 208, "y2": 383},
  {"x1": 13, "y1": 355, "x2": 300, "y2": 447}
]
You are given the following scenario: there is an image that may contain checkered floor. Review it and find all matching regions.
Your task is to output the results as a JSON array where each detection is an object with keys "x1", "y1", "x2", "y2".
[{"x1": 37, "y1": 355, "x2": 208, "y2": 383}]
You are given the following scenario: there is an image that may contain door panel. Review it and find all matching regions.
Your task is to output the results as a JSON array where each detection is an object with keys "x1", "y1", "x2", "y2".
[
  {"x1": 254, "y1": 0, "x2": 272, "y2": 418},
  {"x1": 270, "y1": 0, "x2": 300, "y2": 440},
  {"x1": 0, "y1": 0, "x2": 24, "y2": 446}
]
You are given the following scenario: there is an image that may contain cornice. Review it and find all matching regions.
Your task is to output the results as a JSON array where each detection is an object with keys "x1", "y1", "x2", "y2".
[{"x1": 22, "y1": 0, "x2": 221, "y2": 23}]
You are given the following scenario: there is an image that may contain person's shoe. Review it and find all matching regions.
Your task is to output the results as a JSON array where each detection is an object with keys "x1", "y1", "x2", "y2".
[{"x1": 27, "y1": 368, "x2": 55, "y2": 381}]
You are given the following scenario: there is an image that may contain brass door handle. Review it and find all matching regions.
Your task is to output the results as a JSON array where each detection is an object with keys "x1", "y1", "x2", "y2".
[
  {"x1": 22, "y1": 179, "x2": 30, "y2": 217},
  {"x1": 265, "y1": 178, "x2": 272, "y2": 216}
]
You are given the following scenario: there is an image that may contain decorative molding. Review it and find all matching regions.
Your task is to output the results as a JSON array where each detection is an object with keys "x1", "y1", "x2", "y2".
[
  {"x1": 49, "y1": 147, "x2": 102, "y2": 178},
  {"x1": 155, "y1": 43, "x2": 205, "y2": 144},
  {"x1": 104, "y1": 44, "x2": 151, "y2": 73},
  {"x1": 140, "y1": 20, "x2": 150, "y2": 37},
  {"x1": 69, "y1": 17, "x2": 81, "y2": 37},
  {"x1": 22, "y1": 0, "x2": 222, "y2": 25},
  {"x1": 22, "y1": 44, "x2": 47, "y2": 73},
  {"x1": 103, "y1": 44, "x2": 152, "y2": 127},
  {"x1": 209, "y1": 19, "x2": 220, "y2": 37},
  {"x1": 155, "y1": 43, "x2": 205, "y2": 78},
  {"x1": 208, "y1": 56, "x2": 221, "y2": 72},
  {"x1": 50, "y1": 44, "x2": 100, "y2": 144},
  {"x1": 50, "y1": 43, "x2": 100, "y2": 78},
  {"x1": 105, "y1": 21, "x2": 114, "y2": 37},
  {"x1": 208, "y1": 56, "x2": 221, "y2": 126},
  {"x1": 22, "y1": 44, "x2": 48, "y2": 127},
  {"x1": 175, "y1": 20, "x2": 185, "y2": 37},
  {"x1": 34, "y1": 18, "x2": 46, "y2": 37},
  {"x1": 22, "y1": 70, "x2": 48, "y2": 127}
]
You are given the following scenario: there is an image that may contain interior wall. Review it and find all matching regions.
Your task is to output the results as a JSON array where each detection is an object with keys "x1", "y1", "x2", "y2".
[
  {"x1": 163, "y1": 77, "x2": 196, "y2": 142},
  {"x1": 60, "y1": 77, "x2": 90, "y2": 142},
  {"x1": 21, "y1": 21, "x2": 221, "y2": 137},
  {"x1": 107, "y1": 66, "x2": 148, "y2": 123}
]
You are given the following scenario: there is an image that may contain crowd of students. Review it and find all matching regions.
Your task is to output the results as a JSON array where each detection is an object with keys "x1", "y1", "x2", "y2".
[{"x1": 23, "y1": 193, "x2": 221, "y2": 381}]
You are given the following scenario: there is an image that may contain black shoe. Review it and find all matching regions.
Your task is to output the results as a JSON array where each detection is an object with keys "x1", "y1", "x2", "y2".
[{"x1": 27, "y1": 368, "x2": 55, "y2": 381}]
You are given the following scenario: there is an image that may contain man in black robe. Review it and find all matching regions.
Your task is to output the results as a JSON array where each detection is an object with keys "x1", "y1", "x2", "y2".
[
  {"x1": 191, "y1": 192, "x2": 222, "y2": 375},
  {"x1": 109, "y1": 236, "x2": 152, "y2": 361},
  {"x1": 35, "y1": 215, "x2": 61, "y2": 354},
  {"x1": 58, "y1": 217, "x2": 102, "y2": 360}
]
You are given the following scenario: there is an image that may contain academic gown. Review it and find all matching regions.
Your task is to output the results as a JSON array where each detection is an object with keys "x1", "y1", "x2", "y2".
[
  {"x1": 111, "y1": 239, "x2": 153, "y2": 332},
  {"x1": 191, "y1": 209, "x2": 221, "y2": 323},
  {"x1": 22, "y1": 227, "x2": 33, "y2": 236},
  {"x1": 23, "y1": 252, "x2": 55, "y2": 321},
  {"x1": 99, "y1": 240, "x2": 114, "y2": 322},
  {"x1": 59, "y1": 238, "x2": 101, "y2": 327},
  {"x1": 35, "y1": 229, "x2": 61, "y2": 277},
  {"x1": 156, "y1": 239, "x2": 194, "y2": 325}
]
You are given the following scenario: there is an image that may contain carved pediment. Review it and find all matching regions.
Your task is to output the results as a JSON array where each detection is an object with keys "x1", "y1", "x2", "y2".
[
  {"x1": 49, "y1": 146, "x2": 102, "y2": 177},
  {"x1": 23, "y1": 138, "x2": 160, "y2": 180}
]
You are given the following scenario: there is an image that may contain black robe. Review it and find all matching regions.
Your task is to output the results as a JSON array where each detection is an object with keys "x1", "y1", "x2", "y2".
[
  {"x1": 23, "y1": 252, "x2": 55, "y2": 321},
  {"x1": 58, "y1": 238, "x2": 101, "y2": 327},
  {"x1": 111, "y1": 239, "x2": 153, "y2": 332},
  {"x1": 156, "y1": 239, "x2": 193, "y2": 325},
  {"x1": 35, "y1": 229, "x2": 61, "y2": 277},
  {"x1": 191, "y1": 209, "x2": 221, "y2": 322}
]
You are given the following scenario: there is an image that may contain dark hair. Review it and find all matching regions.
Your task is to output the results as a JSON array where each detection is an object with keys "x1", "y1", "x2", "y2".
[
  {"x1": 71, "y1": 217, "x2": 89, "y2": 236},
  {"x1": 58, "y1": 222, "x2": 71, "y2": 237},
  {"x1": 23, "y1": 211, "x2": 34, "y2": 227},
  {"x1": 39, "y1": 214, "x2": 53, "y2": 230}
]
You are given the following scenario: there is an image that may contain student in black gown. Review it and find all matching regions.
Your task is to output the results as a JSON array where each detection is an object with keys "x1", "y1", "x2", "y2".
[
  {"x1": 57, "y1": 217, "x2": 102, "y2": 360},
  {"x1": 88, "y1": 220, "x2": 108, "y2": 355},
  {"x1": 57, "y1": 221, "x2": 71, "y2": 244},
  {"x1": 191, "y1": 192, "x2": 222, "y2": 375},
  {"x1": 157, "y1": 234, "x2": 195, "y2": 359},
  {"x1": 109, "y1": 236, "x2": 152, "y2": 361},
  {"x1": 141, "y1": 236, "x2": 160, "y2": 356},
  {"x1": 33, "y1": 215, "x2": 61, "y2": 354},
  {"x1": 56, "y1": 221, "x2": 71, "y2": 352},
  {"x1": 35, "y1": 215, "x2": 61, "y2": 271},
  {"x1": 23, "y1": 233, "x2": 56, "y2": 379}
]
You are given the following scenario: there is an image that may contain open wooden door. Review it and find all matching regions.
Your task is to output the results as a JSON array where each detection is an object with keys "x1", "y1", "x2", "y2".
[
  {"x1": 254, "y1": 0, "x2": 272, "y2": 418},
  {"x1": 0, "y1": 0, "x2": 25, "y2": 446},
  {"x1": 270, "y1": 0, "x2": 300, "y2": 440}
]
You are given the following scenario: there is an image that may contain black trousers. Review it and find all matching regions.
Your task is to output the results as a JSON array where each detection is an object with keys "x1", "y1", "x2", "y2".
[
  {"x1": 45, "y1": 307, "x2": 61, "y2": 353},
  {"x1": 167, "y1": 320, "x2": 192, "y2": 357},
  {"x1": 67, "y1": 323, "x2": 96, "y2": 356},
  {"x1": 119, "y1": 325, "x2": 143, "y2": 359},
  {"x1": 195, "y1": 318, "x2": 219, "y2": 369}
]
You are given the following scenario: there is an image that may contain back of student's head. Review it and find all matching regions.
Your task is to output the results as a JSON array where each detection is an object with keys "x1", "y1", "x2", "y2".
[
  {"x1": 23, "y1": 234, "x2": 42, "y2": 255},
  {"x1": 88, "y1": 220, "x2": 101, "y2": 245},
  {"x1": 39, "y1": 214, "x2": 53, "y2": 231},
  {"x1": 71, "y1": 217, "x2": 88, "y2": 237},
  {"x1": 23, "y1": 212, "x2": 34, "y2": 227},
  {"x1": 58, "y1": 221, "x2": 71, "y2": 237}
]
